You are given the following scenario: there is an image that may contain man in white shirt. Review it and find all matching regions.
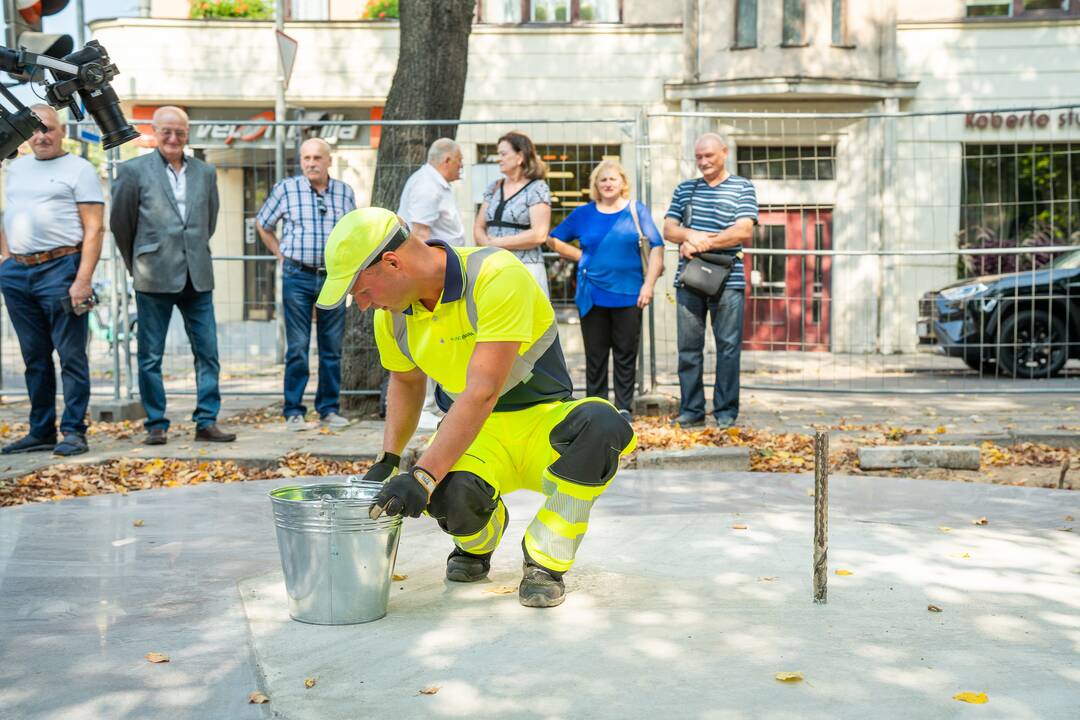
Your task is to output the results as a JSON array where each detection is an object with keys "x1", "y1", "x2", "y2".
[
  {"x1": 397, "y1": 138, "x2": 465, "y2": 246},
  {"x1": 396, "y1": 138, "x2": 467, "y2": 429},
  {"x1": 0, "y1": 105, "x2": 104, "y2": 457}
]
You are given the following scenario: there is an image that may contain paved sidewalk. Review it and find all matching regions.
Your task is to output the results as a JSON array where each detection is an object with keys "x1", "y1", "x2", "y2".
[{"x1": 1, "y1": 471, "x2": 1077, "y2": 719}]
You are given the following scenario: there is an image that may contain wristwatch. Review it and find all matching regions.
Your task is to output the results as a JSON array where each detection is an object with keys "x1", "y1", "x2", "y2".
[{"x1": 411, "y1": 467, "x2": 438, "y2": 496}]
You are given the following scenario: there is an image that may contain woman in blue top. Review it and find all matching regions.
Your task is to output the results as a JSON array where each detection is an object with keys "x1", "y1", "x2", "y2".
[{"x1": 548, "y1": 160, "x2": 664, "y2": 419}]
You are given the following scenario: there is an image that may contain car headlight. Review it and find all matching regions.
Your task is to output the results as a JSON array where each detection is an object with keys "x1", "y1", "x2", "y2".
[{"x1": 940, "y1": 283, "x2": 989, "y2": 301}]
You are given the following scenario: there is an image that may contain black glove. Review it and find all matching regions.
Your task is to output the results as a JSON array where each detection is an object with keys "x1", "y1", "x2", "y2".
[
  {"x1": 364, "y1": 451, "x2": 400, "y2": 485},
  {"x1": 369, "y1": 467, "x2": 438, "y2": 519}
]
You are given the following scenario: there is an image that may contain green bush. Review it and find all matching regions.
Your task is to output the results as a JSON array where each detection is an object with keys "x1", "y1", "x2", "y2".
[
  {"x1": 362, "y1": 0, "x2": 399, "y2": 19},
  {"x1": 189, "y1": 0, "x2": 272, "y2": 19}
]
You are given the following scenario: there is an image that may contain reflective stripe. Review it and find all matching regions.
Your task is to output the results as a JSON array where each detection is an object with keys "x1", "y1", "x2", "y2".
[
  {"x1": 455, "y1": 499, "x2": 507, "y2": 555},
  {"x1": 540, "y1": 475, "x2": 598, "y2": 524},
  {"x1": 391, "y1": 313, "x2": 413, "y2": 363},
  {"x1": 524, "y1": 523, "x2": 582, "y2": 573}
]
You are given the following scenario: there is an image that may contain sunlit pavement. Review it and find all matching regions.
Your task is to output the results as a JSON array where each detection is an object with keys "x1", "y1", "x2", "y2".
[{"x1": 1, "y1": 470, "x2": 1077, "y2": 719}]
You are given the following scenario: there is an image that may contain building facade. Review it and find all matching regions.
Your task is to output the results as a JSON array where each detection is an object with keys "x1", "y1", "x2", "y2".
[{"x1": 86, "y1": 0, "x2": 1079, "y2": 355}]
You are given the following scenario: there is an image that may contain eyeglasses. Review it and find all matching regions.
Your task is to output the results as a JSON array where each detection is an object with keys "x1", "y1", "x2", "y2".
[
  {"x1": 315, "y1": 194, "x2": 327, "y2": 215},
  {"x1": 156, "y1": 129, "x2": 188, "y2": 140}
]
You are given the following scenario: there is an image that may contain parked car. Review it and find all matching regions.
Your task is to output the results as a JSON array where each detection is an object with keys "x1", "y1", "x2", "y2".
[{"x1": 917, "y1": 248, "x2": 1080, "y2": 378}]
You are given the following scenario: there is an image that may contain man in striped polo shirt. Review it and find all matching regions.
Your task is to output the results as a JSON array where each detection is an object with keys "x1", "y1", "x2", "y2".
[
  {"x1": 663, "y1": 133, "x2": 758, "y2": 428},
  {"x1": 256, "y1": 138, "x2": 357, "y2": 430}
]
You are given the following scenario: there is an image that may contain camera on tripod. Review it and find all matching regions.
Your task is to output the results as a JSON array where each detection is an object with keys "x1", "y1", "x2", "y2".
[{"x1": 0, "y1": 40, "x2": 138, "y2": 159}]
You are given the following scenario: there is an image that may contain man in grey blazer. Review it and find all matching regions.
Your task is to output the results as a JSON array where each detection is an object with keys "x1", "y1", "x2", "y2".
[{"x1": 110, "y1": 106, "x2": 235, "y2": 445}]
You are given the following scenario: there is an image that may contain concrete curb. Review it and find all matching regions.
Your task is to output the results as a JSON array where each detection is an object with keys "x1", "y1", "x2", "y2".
[
  {"x1": 858, "y1": 445, "x2": 981, "y2": 471},
  {"x1": 634, "y1": 446, "x2": 751, "y2": 471}
]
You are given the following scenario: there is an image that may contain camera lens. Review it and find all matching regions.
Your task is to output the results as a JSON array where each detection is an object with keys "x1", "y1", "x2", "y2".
[
  {"x1": 0, "y1": 108, "x2": 47, "y2": 159},
  {"x1": 78, "y1": 84, "x2": 139, "y2": 150}
]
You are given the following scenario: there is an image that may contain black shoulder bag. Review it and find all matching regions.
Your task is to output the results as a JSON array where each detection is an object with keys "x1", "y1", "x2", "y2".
[{"x1": 680, "y1": 251, "x2": 741, "y2": 299}]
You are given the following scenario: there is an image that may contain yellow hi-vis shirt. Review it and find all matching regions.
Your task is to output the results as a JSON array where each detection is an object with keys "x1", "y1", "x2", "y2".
[{"x1": 373, "y1": 242, "x2": 574, "y2": 412}]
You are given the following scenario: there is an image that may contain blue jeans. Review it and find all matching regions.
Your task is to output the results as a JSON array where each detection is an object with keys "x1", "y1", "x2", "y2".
[
  {"x1": 136, "y1": 280, "x2": 221, "y2": 431},
  {"x1": 0, "y1": 254, "x2": 90, "y2": 438},
  {"x1": 676, "y1": 285, "x2": 745, "y2": 423},
  {"x1": 282, "y1": 260, "x2": 345, "y2": 418}
]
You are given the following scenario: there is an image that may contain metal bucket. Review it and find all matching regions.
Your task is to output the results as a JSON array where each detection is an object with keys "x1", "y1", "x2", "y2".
[{"x1": 269, "y1": 477, "x2": 402, "y2": 625}]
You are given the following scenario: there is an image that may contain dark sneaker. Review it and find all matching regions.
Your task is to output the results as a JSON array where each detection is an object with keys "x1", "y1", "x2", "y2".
[
  {"x1": 445, "y1": 548, "x2": 491, "y2": 583},
  {"x1": 144, "y1": 428, "x2": 167, "y2": 446},
  {"x1": 195, "y1": 423, "x2": 236, "y2": 443},
  {"x1": 1, "y1": 434, "x2": 57, "y2": 455},
  {"x1": 670, "y1": 414, "x2": 706, "y2": 428},
  {"x1": 53, "y1": 433, "x2": 88, "y2": 457},
  {"x1": 519, "y1": 562, "x2": 566, "y2": 608}
]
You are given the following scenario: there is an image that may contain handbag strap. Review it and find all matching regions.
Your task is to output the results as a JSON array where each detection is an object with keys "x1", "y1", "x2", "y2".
[{"x1": 629, "y1": 199, "x2": 648, "y2": 275}]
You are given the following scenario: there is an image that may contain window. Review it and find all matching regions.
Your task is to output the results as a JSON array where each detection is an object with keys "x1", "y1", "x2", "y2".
[
  {"x1": 479, "y1": 0, "x2": 620, "y2": 24},
  {"x1": 734, "y1": 0, "x2": 757, "y2": 48},
  {"x1": 966, "y1": 0, "x2": 1011, "y2": 16},
  {"x1": 531, "y1": 0, "x2": 570, "y2": 22},
  {"x1": 831, "y1": 0, "x2": 848, "y2": 45},
  {"x1": 287, "y1": 0, "x2": 328, "y2": 20},
  {"x1": 736, "y1": 146, "x2": 836, "y2": 181},
  {"x1": 753, "y1": 225, "x2": 788, "y2": 296},
  {"x1": 959, "y1": 143, "x2": 1080, "y2": 276},
  {"x1": 782, "y1": 0, "x2": 805, "y2": 45},
  {"x1": 966, "y1": 0, "x2": 1078, "y2": 17}
]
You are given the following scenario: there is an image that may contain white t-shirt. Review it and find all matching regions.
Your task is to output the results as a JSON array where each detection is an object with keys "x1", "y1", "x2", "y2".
[
  {"x1": 397, "y1": 163, "x2": 465, "y2": 246},
  {"x1": 2, "y1": 153, "x2": 104, "y2": 255}
]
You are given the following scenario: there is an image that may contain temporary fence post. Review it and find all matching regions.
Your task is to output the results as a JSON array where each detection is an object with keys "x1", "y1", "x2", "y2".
[{"x1": 106, "y1": 147, "x2": 121, "y2": 402}]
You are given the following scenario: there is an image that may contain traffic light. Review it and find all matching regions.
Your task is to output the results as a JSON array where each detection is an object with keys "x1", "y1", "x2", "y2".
[{"x1": 6, "y1": 1, "x2": 73, "y2": 66}]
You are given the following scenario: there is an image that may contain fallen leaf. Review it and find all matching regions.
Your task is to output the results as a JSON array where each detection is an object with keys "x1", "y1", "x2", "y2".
[
  {"x1": 248, "y1": 691, "x2": 270, "y2": 704},
  {"x1": 145, "y1": 652, "x2": 169, "y2": 663},
  {"x1": 938, "y1": 526, "x2": 951, "y2": 533},
  {"x1": 392, "y1": 574, "x2": 408, "y2": 581},
  {"x1": 928, "y1": 604, "x2": 943, "y2": 613},
  {"x1": 133, "y1": 519, "x2": 144, "y2": 527},
  {"x1": 484, "y1": 585, "x2": 517, "y2": 595},
  {"x1": 1066, "y1": 515, "x2": 1074, "y2": 522},
  {"x1": 953, "y1": 691, "x2": 988, "y2": 704},
  {"x1": 419, "y1": 686, "x2": 440, "y2": 695},
  {"x1": 950, "y1": 552, "x2": 972, "y2": 559},
  {"x1": 973, "y1": 517, "x2": 988, "y2": 526},
  {"x1": 774, "y1": 672, "x2": 804, "y2": 682},
  {"x1": 936, "y1": 426, "x2": 947, "y2": 434},
  {"x1": 806, "y1": 488, "x2": 815, "y2": 497},
  {"x1": 758, "y1": 576, "x2": 778, "y2": 582},
  {"x1": 731, "y1": 524, "x2": 748, "y2": 530},
  {"x1": 304, "y1": 678, "x2": 316, "y2": 689},
  {"x1": 834, "y1": 569, "x2": 853, "y2": 576},
  {"x1": 318, "y1": 427, "x2": 333, "y2": 435}
]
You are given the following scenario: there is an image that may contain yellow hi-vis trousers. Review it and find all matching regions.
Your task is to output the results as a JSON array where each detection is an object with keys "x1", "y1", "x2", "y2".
[{"x1": 430, "y1": 396, "x2": 636, "y2": 574}]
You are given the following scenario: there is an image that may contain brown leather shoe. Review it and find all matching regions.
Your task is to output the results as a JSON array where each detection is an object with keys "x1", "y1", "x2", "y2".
[
  {"x1": 194, "y1": 423, "x2": 236, "y2": 443},
  {"x1": 144, "y1": 428, "x2": 167, "y2": 446}
]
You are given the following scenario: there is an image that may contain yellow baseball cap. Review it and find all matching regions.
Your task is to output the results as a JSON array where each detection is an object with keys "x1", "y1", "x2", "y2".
[{"x1": 315, "y1": 207, "x2": 409, "y2": 309}]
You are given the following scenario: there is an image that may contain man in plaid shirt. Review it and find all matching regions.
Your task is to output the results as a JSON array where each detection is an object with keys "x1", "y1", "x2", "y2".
[{"x1": 256, "y1": 138, "x2": 356, "y2": 430}]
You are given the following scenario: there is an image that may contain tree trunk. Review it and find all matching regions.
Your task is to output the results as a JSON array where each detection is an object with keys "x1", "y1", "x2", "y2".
[{"x1": 341, "y1": 0, "x2": 475, "y2": 415}]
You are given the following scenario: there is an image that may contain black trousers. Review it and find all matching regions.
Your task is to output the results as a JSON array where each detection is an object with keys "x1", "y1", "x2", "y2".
[{"x1": 580, "y1": 305, "x2": 642, "y2": 412}]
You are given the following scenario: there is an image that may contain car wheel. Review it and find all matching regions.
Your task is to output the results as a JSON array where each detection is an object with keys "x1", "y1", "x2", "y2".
[{"x1": 996, "y1": 310, "x2": 1069, "y2": 379}]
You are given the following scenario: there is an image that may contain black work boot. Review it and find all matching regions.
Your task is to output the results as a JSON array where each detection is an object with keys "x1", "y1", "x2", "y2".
[
  {"x1": 445, "y1": 548, "x2": 491, "y2": 583},
  {"x1": 519, "y1": 561, "x2": 566, "y2": 608}
]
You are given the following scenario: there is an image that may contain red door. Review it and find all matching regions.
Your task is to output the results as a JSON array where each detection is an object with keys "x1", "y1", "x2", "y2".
[{"x1": 743, "y1": 209, "x2": 832, "y2": 351}]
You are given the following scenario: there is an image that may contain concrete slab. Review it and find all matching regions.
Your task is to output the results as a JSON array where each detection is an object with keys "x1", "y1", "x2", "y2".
[
  {"x1": 1010, "y1": 430, "x2": 1080, "y2": 448},
  {"x1": 858, "y1": 445, "x2": 982, "y2": 471},
  {"x1": 1, "y1": 472, "x2": 1078, "y2": 720},
  {"x1": 89, "y1": 399, "x2": 146, "y2": 423},
  {"x1": 635, "y1": 445, "x2": 751, "y2": 471}
]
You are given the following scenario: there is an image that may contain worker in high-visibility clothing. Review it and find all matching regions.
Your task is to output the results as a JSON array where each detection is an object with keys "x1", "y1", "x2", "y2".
[{"x1": 315, "y1": 207, "x2": 636, "y2": 608}]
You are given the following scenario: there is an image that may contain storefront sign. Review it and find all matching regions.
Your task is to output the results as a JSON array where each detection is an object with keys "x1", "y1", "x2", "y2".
[
  {"x1": 965, "y1": 109, "x2": 1080, "y2": 131},
  {"x1": 187, "y1": 108, "x2": 375, "y2": 148}
]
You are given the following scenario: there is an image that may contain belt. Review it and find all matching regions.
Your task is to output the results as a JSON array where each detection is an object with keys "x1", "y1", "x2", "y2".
[
  {"x1": 285, "y1": 258, "x2": 326, "y2": 275},
  {"x1": 12, "y1": 243, "x2": 83, "y2": 267}
]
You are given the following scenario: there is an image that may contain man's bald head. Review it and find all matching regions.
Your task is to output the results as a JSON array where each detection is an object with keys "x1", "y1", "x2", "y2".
[
  {"x1": 152, "y1": 106, "x2": 189, "y2": 128},
  {"x1": 694, "y1": 133, "x2": 728, "y2": 152},
  {"x1": 300, "y1": 136, "x2": 333, "y2": 189},
  {"x1": 693, "y1": 133, "x2": 730, "y2": 183},
  {"x1": 28, "y1": 104, "x2": 65, "y2": 160}
]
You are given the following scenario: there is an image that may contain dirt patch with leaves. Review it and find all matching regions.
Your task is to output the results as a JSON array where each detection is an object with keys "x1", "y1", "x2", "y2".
[
  {"x1": 0, "y1": 452, "x2": 372, "y2": 508},
  {"x1": 631, "y1": 417, "x2": 1080, "y2": 489}
]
